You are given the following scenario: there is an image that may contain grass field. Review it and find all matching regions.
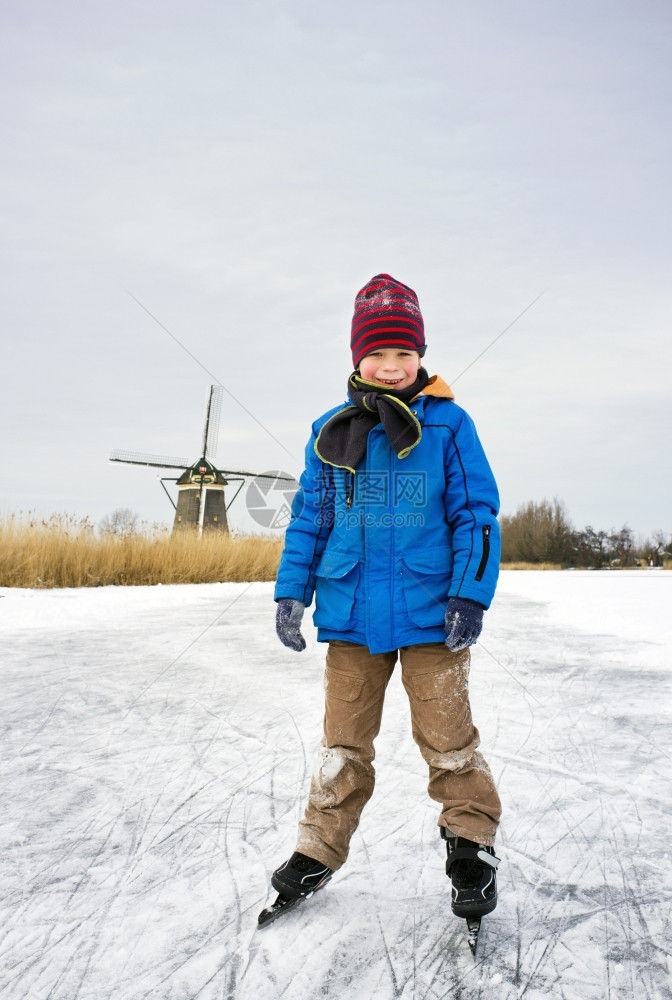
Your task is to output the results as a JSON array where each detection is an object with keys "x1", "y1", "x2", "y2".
[{"x1": 0, "y1": 515, "x2": 284, "y2": 588}]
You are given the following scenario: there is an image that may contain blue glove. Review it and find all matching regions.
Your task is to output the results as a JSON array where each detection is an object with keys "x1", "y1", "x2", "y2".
[
  {"x1": 275, "y1": 598, "x2": 307, "y2": 652},
  {"x1": 444, "y1": 597, "x2": 484, "y2": 651}
]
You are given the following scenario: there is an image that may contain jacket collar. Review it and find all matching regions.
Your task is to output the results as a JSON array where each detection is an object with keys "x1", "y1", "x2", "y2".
[{"x1": 414, "y1": 374, "x2": 455, "y2": 401}]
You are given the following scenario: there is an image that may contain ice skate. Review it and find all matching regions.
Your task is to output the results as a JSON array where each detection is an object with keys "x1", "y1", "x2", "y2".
[
  {"x1": 271, "y1": 851, "x2": 333, "y2": 899},
  {"x1": 258, "y1": 852, "x2": 334, "y2": 928},
  {"x1": 442, "y1": 829, "x2": 500, "y2": 918}
]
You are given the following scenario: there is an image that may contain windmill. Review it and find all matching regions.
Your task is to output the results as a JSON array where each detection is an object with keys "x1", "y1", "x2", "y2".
[{"x1": 110, "y1": 386, "x2": 294, "y2": 533}]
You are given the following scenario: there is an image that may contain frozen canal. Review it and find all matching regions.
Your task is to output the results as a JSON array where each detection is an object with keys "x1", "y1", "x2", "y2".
[{"x1": 1, "y1": 571, "x2": 671, "y2": 999}]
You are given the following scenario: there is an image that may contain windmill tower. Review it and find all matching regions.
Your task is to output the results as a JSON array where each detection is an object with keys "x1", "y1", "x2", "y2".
[{"x1": 110, "y1": 386, "x2": 279, "y2": 534}]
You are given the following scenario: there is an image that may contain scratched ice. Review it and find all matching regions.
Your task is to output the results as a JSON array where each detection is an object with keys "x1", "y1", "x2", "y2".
[{"x1": 1, "y1": 571, "x2": 671, "y2": 999}]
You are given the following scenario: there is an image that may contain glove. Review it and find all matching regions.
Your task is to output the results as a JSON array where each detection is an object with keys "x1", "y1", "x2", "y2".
[
  {"x1": 275, "y1": 598, "x2": 307, "y2": 652},
  {"x1": 444, "y1": 597, "x2": 484, "y2": 651}
]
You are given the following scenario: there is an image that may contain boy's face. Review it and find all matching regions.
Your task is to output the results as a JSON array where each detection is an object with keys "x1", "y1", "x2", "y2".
[{"x1": 358, "y1": 349, "x2": 421, "y2": 390}]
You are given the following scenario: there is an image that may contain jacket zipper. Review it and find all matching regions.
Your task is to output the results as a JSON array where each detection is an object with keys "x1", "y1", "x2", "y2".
[
  {"x1": 475, "y1": 525, "x2": 491, "y2": 582},
  {"x1": 345, "y1": 471, "x2": 354, "y2": 509}
]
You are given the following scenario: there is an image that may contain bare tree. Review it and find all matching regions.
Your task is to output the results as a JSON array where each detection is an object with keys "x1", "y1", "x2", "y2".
[
  {"x1": 640, "y1": 529, "x2": 671, "y2": 567},
  {"x1": 99, "y1": 508, "x2": 139, "y2": 537},
  {"x1": 500, "y1": 498, "x2": 574, "y2": 564},
  {"x1": 607, "y1": 525, "x2": 634, "y2": 566},
  {"x1": 572, "y1": 525, "x2": 610, "y2": 568}
]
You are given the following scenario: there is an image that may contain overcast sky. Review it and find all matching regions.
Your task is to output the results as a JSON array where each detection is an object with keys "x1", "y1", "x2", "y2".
[{"x1": 1, "y1": 0, "x2": 670, "y2": 538}]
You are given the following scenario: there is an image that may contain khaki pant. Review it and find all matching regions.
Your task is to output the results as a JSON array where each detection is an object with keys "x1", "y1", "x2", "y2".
[{"x1": 295, "y1": 641, "x2": 501, "y2": 871}]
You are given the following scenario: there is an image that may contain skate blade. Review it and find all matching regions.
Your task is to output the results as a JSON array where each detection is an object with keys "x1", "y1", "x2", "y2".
[
  {"x1": 258, "y1": 872, "x2": 334, "y2": 928},
  {"x1": 258, "y1": 893, "x2": 307, "y2": 927},
  {"x1": 466, "y1": 916, "x2": 481, "y2": 956}
]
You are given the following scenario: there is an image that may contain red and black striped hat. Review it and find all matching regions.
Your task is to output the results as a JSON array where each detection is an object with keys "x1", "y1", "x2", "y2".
[{"x1": 351, "y1": 274, "x2": 425, "y2": 368}]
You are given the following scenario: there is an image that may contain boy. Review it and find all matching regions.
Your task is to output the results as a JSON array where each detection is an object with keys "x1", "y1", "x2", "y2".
[{"x1": 268, "y1": 274, "x2": 502, "y2": 923}]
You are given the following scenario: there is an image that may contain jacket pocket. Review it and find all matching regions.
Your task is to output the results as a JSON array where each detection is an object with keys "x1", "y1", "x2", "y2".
[
  {"x1": 401, "y1": 546, "x2": 452, "y2": 628},
  {"x1": 313, "y1": 549, "x2": 361, "y2": 630}
]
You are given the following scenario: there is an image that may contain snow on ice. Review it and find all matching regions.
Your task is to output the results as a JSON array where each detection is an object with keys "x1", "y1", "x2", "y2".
[{"x1": 1, "y1": 571, "x2": 671, "y2": 999}]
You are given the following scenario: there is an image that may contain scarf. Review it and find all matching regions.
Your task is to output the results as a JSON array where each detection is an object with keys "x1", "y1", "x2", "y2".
[{"x1": 314, "y1": 368, "x2": 431, "y2": 473}]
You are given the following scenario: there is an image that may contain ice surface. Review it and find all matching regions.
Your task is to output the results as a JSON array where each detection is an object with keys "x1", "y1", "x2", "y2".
[{"x1": 1, "y1": 571, "x2": 671, "y2": 999}]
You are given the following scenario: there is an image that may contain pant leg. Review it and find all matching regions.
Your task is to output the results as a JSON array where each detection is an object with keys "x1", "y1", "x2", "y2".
[
  {"x1": 296, "y1": 641, "x2": 397, "y2": 870},
  {"x1": 400, "y1": 643, "x2": 501, "y2": 846}
]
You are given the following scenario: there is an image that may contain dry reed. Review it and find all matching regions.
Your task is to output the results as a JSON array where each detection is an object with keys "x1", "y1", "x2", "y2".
[
  {"x1": 0, "y1": 515, "x2": 284, "y2": 588},
  {"x1": 500, "y1": 562, "x2": 563, "y2": 571}
]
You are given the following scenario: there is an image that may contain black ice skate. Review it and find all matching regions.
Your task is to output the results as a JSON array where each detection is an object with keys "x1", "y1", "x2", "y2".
[
  {"x1": 271, "y1": 851, "x2": 333, "y2": 898},
  {"x1": 258, "y1": 852, "x2": 333, "y2": 928},
  {"x1": 442, "y1": 829, "x2": 500, "y2": 918}
]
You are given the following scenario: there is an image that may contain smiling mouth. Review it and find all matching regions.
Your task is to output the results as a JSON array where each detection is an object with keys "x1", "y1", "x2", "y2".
[{"x1": 378, "y1": 377, "x2": 403, "y2": 384}]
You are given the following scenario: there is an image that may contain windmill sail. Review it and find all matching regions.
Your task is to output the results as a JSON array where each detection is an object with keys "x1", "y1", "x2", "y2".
[
  {"x1": 203, "y1": 385, "x2": 222, "y2": 461},
  {"x1": 110, "y1": 450, "x2": 190, "y2": 470}
]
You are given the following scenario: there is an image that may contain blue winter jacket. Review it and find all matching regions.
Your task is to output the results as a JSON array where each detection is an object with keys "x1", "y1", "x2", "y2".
[{"x1": 274, "y1": 377, "x2": 500, "y2": 654}]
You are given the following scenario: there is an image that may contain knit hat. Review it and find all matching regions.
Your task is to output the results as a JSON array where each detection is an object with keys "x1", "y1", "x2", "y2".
[{"x1": 350, "y1": 273, "x2": 426, "y2": 368}]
